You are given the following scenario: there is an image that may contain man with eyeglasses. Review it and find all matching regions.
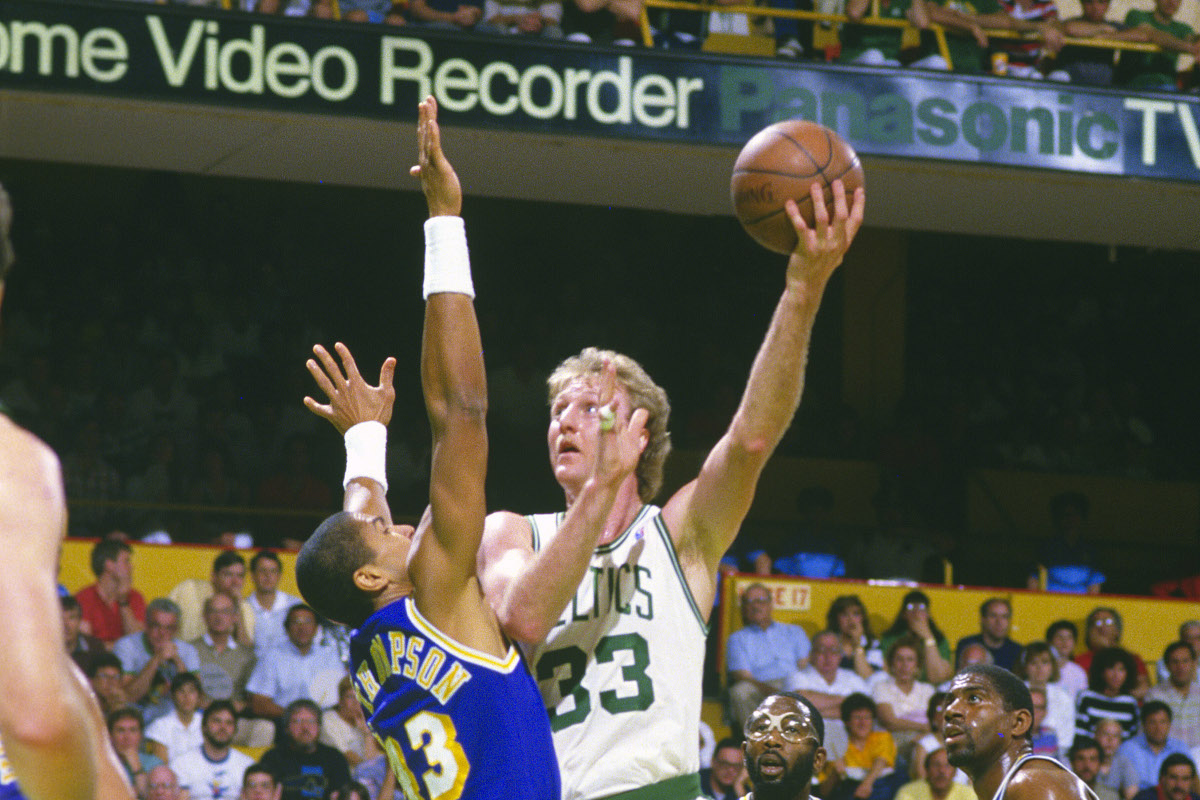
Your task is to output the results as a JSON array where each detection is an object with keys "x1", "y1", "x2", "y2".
[
  {"x1": 743, "y1": 692, "x2": 827, "y2": 800},
  {"x1": 114, "y1": 598, "x2": 201, "y2": 723},
  {"x1": 728, "y1": 584, "x2": 813, "y2": 731},
  {"x1": 703, "y1": 738, "x2": 747, "y2": 800}
]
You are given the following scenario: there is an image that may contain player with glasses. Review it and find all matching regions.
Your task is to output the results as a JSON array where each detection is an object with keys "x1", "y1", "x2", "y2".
[{"x1": 742, "y1": 693, "x2": 827, "y2": 800}]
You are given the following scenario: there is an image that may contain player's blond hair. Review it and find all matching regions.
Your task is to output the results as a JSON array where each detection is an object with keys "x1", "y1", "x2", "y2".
[{"x1": 547, "y1": 347, "x2": 671, "y2": 502}]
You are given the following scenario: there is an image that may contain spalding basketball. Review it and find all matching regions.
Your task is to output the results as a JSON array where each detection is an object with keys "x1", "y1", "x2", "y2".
[{"x1": 731, "y1": 120, "x2": 865, "y2": 254}]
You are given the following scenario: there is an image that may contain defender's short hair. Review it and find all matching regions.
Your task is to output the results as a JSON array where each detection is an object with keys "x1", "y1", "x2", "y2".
[
  {"x1": 956, "y1": 664, "x2": 1034, "y2": 740},
  {"x1": 547, "y1": 347, "x2": 671, "y2": 502},
  {"x1": 296, "y1": 513, "x2": 376, "y2": 628}
]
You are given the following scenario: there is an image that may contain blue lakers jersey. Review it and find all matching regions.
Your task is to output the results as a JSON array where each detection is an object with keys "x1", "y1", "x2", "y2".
[
  {"x1": 350, "y1": 596, "x2": 559, "y2": 800},
  {"x1": 0, "y1": 738, "x2": 27, "y2": 800}
]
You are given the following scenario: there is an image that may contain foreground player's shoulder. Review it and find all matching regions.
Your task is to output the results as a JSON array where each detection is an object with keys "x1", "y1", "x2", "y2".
[
  {"x1": 1007, "y1": 759, "x2": 1094, "y2": 800},
  {"x1": 0, "y1": 417, "x2": 64, "y2": 523},
  {"x1": 481, "y1": 511, "x2": 534, "y2": 551}
]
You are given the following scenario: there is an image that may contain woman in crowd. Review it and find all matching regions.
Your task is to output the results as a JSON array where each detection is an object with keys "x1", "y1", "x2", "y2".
[
  {"x1": 1046, "y1": 620, "x2": 1089, "y2": 700},
  {"x1": 827, "y1": 595, "x2": 884, "y2": 681},
  {"x1": 871, "y1": 636, "x2": 934, "y2": 763},
  {"x1": 826, "y1": 693, "x2": 901, "y2": 800},
  {"x1": 1075, "y1": 647, "x2": 1141, "y2": 742},
  {"x1": 1017, "y1": 641, "x2": 1076, "y2": 756},
  {"x1": 878, "y1": 591, "x2": 953, "y2": 684}
]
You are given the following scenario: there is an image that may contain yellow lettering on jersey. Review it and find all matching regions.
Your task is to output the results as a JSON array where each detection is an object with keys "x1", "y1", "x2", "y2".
[
  {"x1": 0, "y1": 744, "x2": 13, "y2": 783},
  {"x1": 416, "y1": 647, "x2": 445, "y2": 690},
  {"x1": 355, "y1": 660, "x2": 381, "y2": 708},
  {"x1": 371, "y1": 634, "x2": 393, "y2": 682},
  {"x1": 430, "y1": 661, "x2": 471, "y2": 705},
  {"x1": 380, "y1": 734, "x2": 424, "y2": 800},
  {"x1": 389, "y1": 632, "x2": 408, "y2": 676},
  {"x1": 404, "y1": 636, "x2": 424, "y2": 679}
]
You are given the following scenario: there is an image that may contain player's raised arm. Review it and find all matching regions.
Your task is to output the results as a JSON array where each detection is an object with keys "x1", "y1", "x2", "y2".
[
  {"x1": 406, "y1": 95, "x2": 490, "y2": 595},
  {"x1": 664, "y1": 179, "x2": 864, "y2": 597}
]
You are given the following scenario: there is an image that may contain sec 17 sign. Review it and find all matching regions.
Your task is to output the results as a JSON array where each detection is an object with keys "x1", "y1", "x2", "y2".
[{"x1": 738, "y1": 580, "x2": 811, "y2": 612}]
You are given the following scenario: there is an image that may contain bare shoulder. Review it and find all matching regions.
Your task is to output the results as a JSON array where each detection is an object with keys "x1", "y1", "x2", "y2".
[
  {"x1": 0, "y1": 416, "x2": 64, "y2": 510},
  {"x1": 1007, "y1": 760, "x2": 1093, "y2": 800},
  {"x1": 482, "y1": 510, "x2": 533, "y2": 547}
]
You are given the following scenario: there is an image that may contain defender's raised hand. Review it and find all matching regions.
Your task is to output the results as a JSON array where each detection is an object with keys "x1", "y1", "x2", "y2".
[
  {"x1": 303, "y1": 342, "x2": 396, "y2": 434},
  {"x1": 410, "y1": 96, "x2": 462, "y2": 218}
]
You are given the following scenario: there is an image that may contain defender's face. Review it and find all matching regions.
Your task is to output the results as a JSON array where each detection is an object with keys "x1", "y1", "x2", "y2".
[
  {"x1": 547, "y1": 378, "x2": 635, "y2": 488},
  {"x1": 353, "y1": 513, "x2": 416, "y2": 596},
  {"x1": 743, "y1": 696, "x2": 825, "y2": 793},
  {"x1": 942, "y1": 675, "x2": 1022, "y2": 769}
]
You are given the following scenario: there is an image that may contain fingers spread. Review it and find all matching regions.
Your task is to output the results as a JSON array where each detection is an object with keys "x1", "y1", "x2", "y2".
[
  {"x1": 306, "y1": 357, "x2": 337, "y2": 400},
  {"x1": 335, "y1": 341, "x2": 363, "y2": 381}
]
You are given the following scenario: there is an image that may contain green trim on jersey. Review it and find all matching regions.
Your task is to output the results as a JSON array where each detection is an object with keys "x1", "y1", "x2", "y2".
[
  {"x1": 652, "y1": 515, "x2": 709, "y2": 636},
  {"x1": 597, "y1": 773, "x2": 702, "y2": 800},
  {"x1": 596, "y1": 504, "x2": 655, "y2": 555}
]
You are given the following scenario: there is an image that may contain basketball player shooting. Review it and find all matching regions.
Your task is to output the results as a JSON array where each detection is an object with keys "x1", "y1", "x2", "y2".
[
  {"x1": 476, "y1": 179, "x2": 864, "y2": 800},
  {"x1": 0, "y1": 186, "x2": 135, "y2": 800},
  {"x1": 296, "y1": 97, "x2": 559, "y2": 800}
]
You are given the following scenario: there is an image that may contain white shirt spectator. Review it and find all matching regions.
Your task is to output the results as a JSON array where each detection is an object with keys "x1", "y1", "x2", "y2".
[
  {"x1": 245, "y1": 637, "x2": 344, "y2": 709},
  {"x1": 784, "y1": 665, "x2": 868, "y2": 696},
  {"x1": 248, "y1": 590, "x2": 301, "y2": 656},
  {"x1": 171, "y1": 747, "x2": 255, "y2": 800},
  {"x1": 1056, "y1": 661, "x2": 1088, "y2": 701},
  {"x1": 145, "y1": 713, "x2": 203, "y2": 763}
]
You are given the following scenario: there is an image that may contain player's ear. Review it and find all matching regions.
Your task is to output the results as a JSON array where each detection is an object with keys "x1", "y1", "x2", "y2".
[
  {"x1": 353, "y1": 563, "x2": 387, "y2": 593},
  {"x1": 812, "y1": 746, "x2": 827, "y2": 777},
  {"x1": 1010, "y1": 707, "x2": 1033, "y2": 740}
]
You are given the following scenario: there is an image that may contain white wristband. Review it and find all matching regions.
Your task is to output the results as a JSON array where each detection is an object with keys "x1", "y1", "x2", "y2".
[
  {"x1": 343, "y1": 421, "x2": 388, "y2": 493},
  {"x1": 423, "y1": 216, "x2": 474, "y2": 299}
]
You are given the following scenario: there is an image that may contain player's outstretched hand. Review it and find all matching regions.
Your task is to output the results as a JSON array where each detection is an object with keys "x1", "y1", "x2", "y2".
[
  {"x1": 592, "y1": 359, "x2": 648, "y2": 491},
  {"x1": 784, "y1": 179, "x2": 865, "y2": 285},
  {"x1": 409, "y1": 96, "x2": 462, "y2": 218},
  {"x1": 303, "y1": 342, "x2": 396, "y2": 435}
]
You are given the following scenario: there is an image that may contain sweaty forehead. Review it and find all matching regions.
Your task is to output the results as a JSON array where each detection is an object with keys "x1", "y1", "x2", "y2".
[{"x1": 948, "y1": 676, "x2": 995, "y2": 697}]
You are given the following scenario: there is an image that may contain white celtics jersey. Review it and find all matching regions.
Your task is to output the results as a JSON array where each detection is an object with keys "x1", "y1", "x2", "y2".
[{"x1": 526, "y1": 504, "x2": 708, "y2": 800}]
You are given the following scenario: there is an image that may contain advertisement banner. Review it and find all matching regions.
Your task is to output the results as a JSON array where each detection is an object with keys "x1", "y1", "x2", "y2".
[{"x1": 1, "y1": 0, "x2": 1197, "y2": 183}]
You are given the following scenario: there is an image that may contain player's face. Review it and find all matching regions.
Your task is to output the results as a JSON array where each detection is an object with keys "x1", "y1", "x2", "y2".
[
  {"x1": 287, "y1": 707, "x2": 321, "y2": 749},
  {"x1": 743, "y1": 696, "x2": 825, "y2": 795},
  {"x1": 982, "y1": 602, "x2": 1010, "y2": 640},
  {"x1": 942, "y1": 675, "x2": 1025, "y2": 770},
  {"x1": 244, "y1": 774, "x2": 280, "y2": 800},
  {"x1": 1166, "y1": 646, "x2": 1197, "y2": 687},
  {"x1": 214, "y1": 563, "x2": 246, "y2": 597},
  {"x1": 1162, "y1": 765, "x2": 1196, "y2": 800},
  {"x1": 353, "y1": 513, "x2": 416, "y2": 596},
  {"x1": 1070, "y1": 747, "x2": 1101, "y2": 784},
  {"x1": 252, "y1": 558, "x2": 281, "y2": 593},
  {"x1": 203, "y1": 709, "x2": 238, "y2": 748},
  {"x1": 927, "y1": 748, "x2": 956, "y2": 793},
  {"x1": 547, "y1": 377, "x2": 634, "y2": 488}
]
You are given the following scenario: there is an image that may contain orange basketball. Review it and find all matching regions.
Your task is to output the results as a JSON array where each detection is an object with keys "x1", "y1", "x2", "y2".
[{"x1": 731, "y1": 120, "x2": 865, "y2": 254}]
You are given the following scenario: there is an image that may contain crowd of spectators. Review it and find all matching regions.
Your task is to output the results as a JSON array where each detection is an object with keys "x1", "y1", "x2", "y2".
[{"x1": 721, "y1": 589, "x2": 1200, "y2": 800}]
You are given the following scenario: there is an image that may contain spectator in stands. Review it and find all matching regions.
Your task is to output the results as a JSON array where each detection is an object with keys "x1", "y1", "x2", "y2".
[
  {"x1": 701, "y1": 737, "x2": 744, "y2": 800},
  {"x1": 825, "y1": 693, "x2": 900, "y2": 800},
  {"x1": 872, "y1": 636, "x2": 935, "y2": 762},
  {"x1": 1028, "y1": 492, "x2": 1105, "y2": 594},
  {"x1": 1016, "y1": 641, "x2": 1077, "y2": 756},
  {"x1": 842, "y1": 0, "x2": 950, "y2": 68},
  {"x1": 1131, "y1": 755, "x2": 1199, "y2": 800},
  {"x1": 403, "y1": 0, "x2": 500, "y2": 32},
  {"x1": 77, "y1": 537, "x2": 146, "y2": 645},
  {"x1": 108, "y1": 707, "x2": 164, "y2": 799},
  {"x1": 169, "y1": 549, "x2": 254, "y2": 646},
  {"x1": 144, "y1": 672, "x2": 204, "y2": 763},
  {"x1": 1157, "y1": 624, "x2": 1200, "y2": 685},
  {"x1": 485, "y1": 0, "x2": 564, "y2": 36},
  {"x1": 727, "y1": 583, "x2": 812, "y2": 730},
  {"x1": 954, "y1": 598, "x2": 1022, "y2": 670},
  {"x1": 1077, "y1": 609, "x2": 1150, "y2": 698},
  {"x1": 1114, "y1": 0, "x2": 1200, "y2": 90},
  {"x1": 246, "y1": 604, "x2": 344, "y2": 725},
  {"x1": 1076, "y1": 647, "x2": 1142, "y2": 742},
  {"x1": 895, "y1": 747, "x2": 976, "y2": 800},
  {"x1": 786, "y1": 630, "x2": 870, "y2": 725},
  {"x1": 146, "y1": 765, "x2": 184, "y2": 800},
  {"x1": 190, "y1": 593, "x2": 256, "y2": 722},
  {"x1": 63, "y1": 594, "x2": 107, "y2": 675},
  {"x1": 243, "y1": 764, "x2": 283, "y2": 800},
  {"x1": 1029, "y1": 686, "x2": 1061, "y2": 757},
  {"x1": 338, "y1": 0, "x2": 408, "y2": 23},
  {"x1": 1047, "y1": 620, "x2": 1089, "y2": 700},
  {"x1": 89, "y1": 652, "x2": 131, "y2": 716},
  {"x1": 1071, "y1": 737, "x2": 1120, "y2": 800},
  {"x1": 1055, "y1": 0, "x2": 1157, "y2": 85},
  {"x1": 1148, "y1": 641, "x2": 1200, "y2": 750},
  {"x1": 319, "y1": 677, "x2": 375, "y2": 771},
  {"x1": 559, "y1": 0, "x2": 643, "y2": 45},
  {"x1": 1110, "y1": 702, "x2": 1191, "y2": 800},
  {"x1": 169, "y1": 701, "x2": 255, "y2": 800},
  {"x1": 115, "y1": 597, "x2": 201, "y2": 723},
  {"x1": 247, "y1": 550, "x2": 300, "y2": 657},
  {"x1": 1096, "y1": 718, "x2": 1125, "y2": 785},
  {"x1": 828, "y1": 595, "x2": 884, "y2": 682},
  {"x1": 260, "y1": 700, "x2": 351, "y2": 800},
  {"x1": 989, "y1": 0, "x2": 1068, "y2": 79},
  {"x1": 879, "y1": 591, "x2": 953, "y2": 685}
]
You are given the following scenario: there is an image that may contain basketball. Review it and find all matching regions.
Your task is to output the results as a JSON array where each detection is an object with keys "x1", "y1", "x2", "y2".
[{"x1": 730, "y1": 120, "x2": 865, "y2": 254}]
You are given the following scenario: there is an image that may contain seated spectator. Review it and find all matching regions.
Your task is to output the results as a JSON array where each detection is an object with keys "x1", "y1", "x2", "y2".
[
  {"x1": 842, "y1": 0, "x2": 949, "y2": 68},
  {"x1": 146, "y1": 765, "x2": 185, "y2": 800},
  {"x1": 1156, "y1": 623, "x2": 1200, "y2": 686},
  {"x1": 1028, "y1": 492, "x2": 1105, "y2": 593},
  {"x1": 1029, "y1": 686, "x2": 1061, "y2": 757},
  {"x1": 878, "y1": 591, "x2": 953, "y2": 685},
  {"x1": 1096, "y1": 718, "x2": 1125, "y2": 786},
  {"x1": 894, "y1": 748, "x2": 977, "y2": 800},
  {"x1": 828, "y1": 594, "x2": 884, "y2": 682},
  {"x1": 1055, "y1": 0, "x2": 1157, "y2": 86},
  {"x1": 1076, "y1": 647, "x2": 1142, "y2": 742},
  {"x1": 1114, "y1": 0, "x2": 1200, "y2": 90},
  {"x1": 1129, "y1": 754, "x2": 1199, "y2": 800},
  {"x1": 910, "y1": 693, "x2": 970, "y2": 785},
  {"x1": 1109, "y1": 702, "x2": 1191, "y2": 800},
  {"x1": 560, "y1": 0, "x2": 642, "y2": 44},
  {"x1": 247, "y1": 550, "x2": 301, "y2": 657},
  {"x1": 825, "y1": 693, "x2": 901, "y2": 800},
  {"x1": 260, "y1": 700, "x2": 351, "y2": 800},
  {"x1": 339, "y1": 0, "x2": 407, "y2": 23},
  {"x1": 990, "y1": 0, "x2": 1069, "y2": 79},
  {"x1": 108, "y1": 707, "x2": 165, "y2": 799},
  {"x1": 144, "y1": 672, "x2": 204, "y2": 763},
  {"x1": 319, "y1": 677, "x2": 376, "y2": 771},
  {"x1": 89, "y1": 652, "x2": 131, "y2": 716},
  {"x1": 76, "y1": 538, "x2": 146, "y2": 646},
  {"x1": 114, "y1": 598, "x2": 201, "y2": 723},
  {"x1": 1047, "y1": 619, "x2": 1089, "y2": 701},
  {"x1": 1147, "y1": 641, "x2": 1200, "y2": 750},
  {"x1": 1017, "y1": 641, "x2": 1077, "y2": 756},
  {"x1": 872, "y1": 636, "x2": 934, "y2": 763},
  {"x1": 190, "y1": 593, "x2": 255, "y2": 709},
  {"x1": 701, "y1": 737, "x2": 744, "y2": 800},
  {"x1": 243, "y1": 764, "x2": 284, "y2": 800},
  {"x1": 63, "y1": 594, "x2": 107, "y2": 675},
  {"x1": 169, "y1": 549, "x2": 255, "y2": 646},
  {"x1": 169, "y1": 701, "x2": 255, "y2": 800},
  {"x1": 921, "y1": 0, "x2": 1047, "y2": 73},
  {"x1": 785, "y1": 630, "x2": 870, "y2": 724},
  {"x1": 954, "y1": 598, "x2": 1022, "y2": 671},
  {"x1": 1076, "y1": 608, "x2": 1150, "y2": 699},
  {"x1": 727, "y1": 583, "x2": 811, "y2": 730},
  {"x1": 246, "y1": 604, "x2": 345, "y2": 725},
  {"x1": 1071, "y1": 737, "x2": 1121, "y2": 800},
  {"x1": 485, "y1": 0, "x2": 564, "y2": 36}
]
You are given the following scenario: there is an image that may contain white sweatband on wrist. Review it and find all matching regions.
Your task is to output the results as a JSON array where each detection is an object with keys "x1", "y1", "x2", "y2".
[
  {"x1": 423, "y1": 216, "x2": 475, "y2": 299},
  {"x1": 343, "y1": 421, "x2": 388, "y2": 493}
]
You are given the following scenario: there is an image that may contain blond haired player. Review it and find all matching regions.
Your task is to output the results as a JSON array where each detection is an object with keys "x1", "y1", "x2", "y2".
[{"x1": 477, "y1": 180, "x2": 865, "y2": 800}]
